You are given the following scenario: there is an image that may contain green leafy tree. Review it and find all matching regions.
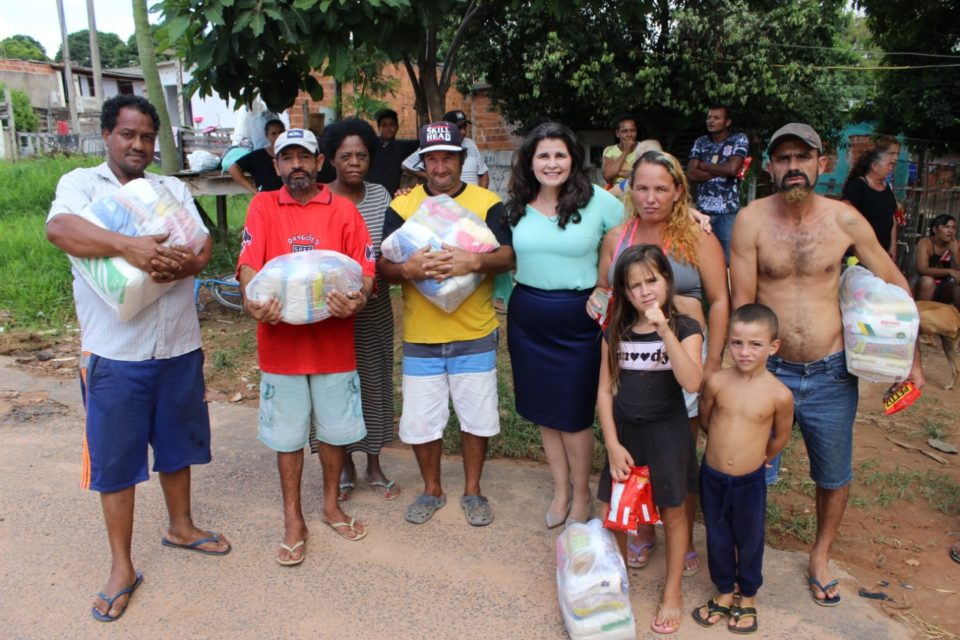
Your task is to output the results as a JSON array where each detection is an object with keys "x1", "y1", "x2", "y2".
[
  {"x1": 0, "y1": 35, "x2": 49, "y2": 62},
  {"x1": 340, "y1": 44, "x2": 400, "y2": 120},
  {"x1": 856, "y1": 0, "x2": 960, "y2": 153},
  {"x1": 0, "y1": 83, "x2": 40, "y2": 132},
  {"x1": 55, "y1": 30, "x2": 138, "y2": 68},
  {"x1": 457, "y1": 0, "x2": 859, "y2": 148},
  {"x1": 157, "y1": 0, "x2": 496, "y2": 124},
  {"x1": 125, "y1": 27, "x2": 174, "y2": 64}
]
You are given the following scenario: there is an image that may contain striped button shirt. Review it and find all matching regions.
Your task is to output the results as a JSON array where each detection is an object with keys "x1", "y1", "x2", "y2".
[{"x1": 47, "y1": 163, "x2": 207, "y2": 361}]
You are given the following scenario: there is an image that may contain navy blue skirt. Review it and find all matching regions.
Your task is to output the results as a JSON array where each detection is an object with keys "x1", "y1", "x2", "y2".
[{"x1": 507, "y1": 284, "x2": 602, "y2": 432}]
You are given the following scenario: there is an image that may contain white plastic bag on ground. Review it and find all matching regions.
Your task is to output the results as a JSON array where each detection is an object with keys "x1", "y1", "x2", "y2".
[
  {"x1": 245, "y1": 250, "x2": 363, "y2": 325},
  {"x1": 68, "y1": 179, "x2": 208, "y2": 321},
  {"x1": 556, "y1": 519, "x2": 635, "y2": 639},
  {"x1": 557, "y1": 590, "x2": 636, "y2": 640},
  {"x1": 380, "y1": 194, "x2": 499, "y2": 312},
  {"x1": 839, "y1": 265, "x2": 919, "y2": 382}
]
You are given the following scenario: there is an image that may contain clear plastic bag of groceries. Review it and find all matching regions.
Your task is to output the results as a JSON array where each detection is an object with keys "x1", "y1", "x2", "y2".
[
  {"x1": 68, "y1": 178, "x2": 208, "y2": 321},
  {"x1": 380, "y1": 194, "x2": 499, "y2": 312},
  {"x1": 555, "y1": 518, "x2": 634, "y2": 639},
  {"x1": 245, "y1": 250, "x2": 362, "y2": 324},
  {"x1": 839, "y1": 265, "x2": 919, "y2": 382}
]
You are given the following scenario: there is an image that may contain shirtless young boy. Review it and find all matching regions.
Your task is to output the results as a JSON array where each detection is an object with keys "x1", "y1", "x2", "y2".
[{"x1": 692, "y1": 303, "x2": 794, "y2": 634}]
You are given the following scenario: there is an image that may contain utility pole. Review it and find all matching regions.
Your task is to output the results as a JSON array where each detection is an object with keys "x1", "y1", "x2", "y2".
[
  {"x1": 55, "y1": 0, "x2": 81, "y2": 134},
  {"x1": 86, "y1": 0, "x2": 105, "y2": 108}
]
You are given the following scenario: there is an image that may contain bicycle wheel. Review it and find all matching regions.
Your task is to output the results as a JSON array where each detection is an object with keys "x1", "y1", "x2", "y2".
[{"x1": 210, "y1": 275, "x2": 243, "y2": 311}]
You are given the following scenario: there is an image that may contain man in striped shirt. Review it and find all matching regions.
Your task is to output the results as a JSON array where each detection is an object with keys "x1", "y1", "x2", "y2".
[{"x1": 46, "y1": 95, "x2": 230, "y2": 623}]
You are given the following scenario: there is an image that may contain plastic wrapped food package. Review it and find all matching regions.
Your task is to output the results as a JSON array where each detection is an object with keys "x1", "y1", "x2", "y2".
[
  {"x1": 556, "y1": 519, "x2": 635, "y2": 639},
  {"x1": 68, "y1": 178, "x2": 208, "y2": 321},
  {"x1": 839, "y1": 265, "x2": 919, "y2": 382},
  {"x1": 245, "y1": 250, "x2": 363, "y2": 324},
  {"x1": 380, "y1": 194, "x2": 499, "y2": 312}
]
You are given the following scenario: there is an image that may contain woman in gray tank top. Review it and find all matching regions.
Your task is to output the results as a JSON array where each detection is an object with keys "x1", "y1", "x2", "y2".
[{"x1": 588, "y1": 150, "x2": 729, "y2": 575}]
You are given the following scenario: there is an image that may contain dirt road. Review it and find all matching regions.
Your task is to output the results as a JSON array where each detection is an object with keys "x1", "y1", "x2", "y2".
[{"x1": 0, "y1": 357, "x2": 910, "y2": 639}]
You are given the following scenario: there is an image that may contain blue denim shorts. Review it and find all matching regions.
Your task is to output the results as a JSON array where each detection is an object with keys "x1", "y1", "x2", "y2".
[
  {"x1": 765, "y1": 351, "x2": 858, "y2": 489},
  {"x1": 258, "y1": 371, "x2": 366, "y2": 452}
]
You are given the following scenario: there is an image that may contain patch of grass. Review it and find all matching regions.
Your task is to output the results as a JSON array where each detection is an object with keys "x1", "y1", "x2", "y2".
[
  {"x1": 854, "y1": 465, "x2": 960, "y2": 515},
  {"x1": 771, "y1": 509, "x2": 817, "y2": 544},
  {"x1": 916, "y1": 470, "x2": 960, "y2": 516},
  {"x1": 922, "y1": 417, "x2": 950, "y2": 441},
  {"x1": 0, "y1": 157, "x2": 251, "y2": 329},
  {"x1": 0, "y1": 156, "x2": 101, "y2": 329},
  {"x1": 212, "y1": 349, "x2": 236, "y2": 373}
]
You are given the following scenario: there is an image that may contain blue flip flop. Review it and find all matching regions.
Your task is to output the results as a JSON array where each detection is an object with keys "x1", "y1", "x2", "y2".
[
  {"x1": 807, "y1": 575, "x2": 841, "y2": 606},
  {"x1": 161, "y1": 531, "x2": 231, "y2": 556},
  {"x1": 91, "y1": 571, "x2": 143, "y2": 622}
]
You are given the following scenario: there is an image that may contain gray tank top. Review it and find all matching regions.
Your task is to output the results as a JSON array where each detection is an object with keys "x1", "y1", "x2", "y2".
[{"x1": 608, "y1": 220, "x2": 704, "y2": 299}]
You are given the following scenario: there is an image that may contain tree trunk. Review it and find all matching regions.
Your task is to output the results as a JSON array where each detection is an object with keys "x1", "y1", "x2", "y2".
[{"x1": 133, "y1": 0, "x2": 178, "y2": 174}]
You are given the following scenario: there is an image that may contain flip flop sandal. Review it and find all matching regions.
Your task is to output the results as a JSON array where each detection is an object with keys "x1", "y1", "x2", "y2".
[
  {"x1": 460, "y1": 495, "x2": 494, "y2": 527},
  {"x1": 404, "y1": 493, "x2": 447, "y2": 524},
  {"x1": 627, "y1": 540, "x2": 655, "y2": 569},
  {"x1": 691, "y1": 598, "x2": 732, "y2": 627},
  {"x1": 728, "y1": 605, "x2": 758, "y2": 634},
  {"x1": 161, "y1": 531, "x2": 231, "y2": 556},
  {"x1": 91, "y1": 571, "x2": 144, "y2": 622},
  {"x1": 276, "y1": 540, "x2": 306, "y2": 566},
  {"x1": 324, "y1": 517, "x2": 367, "y2": 541},
  {"x1": 369, "y1": 479, "x2": 401, "y2": 501},
  {"x1": 650, "y1": 606, "x2": 682, "y2": 635},
  {"x1": 807, "y1": 575, "x2": 841, "y2": 606},
  {"x1": 337, "y1": 480, "x2": 355, "y2": 502},
  {"x1": 682, "y1": 550, "x2": 701, "y2": 577}
]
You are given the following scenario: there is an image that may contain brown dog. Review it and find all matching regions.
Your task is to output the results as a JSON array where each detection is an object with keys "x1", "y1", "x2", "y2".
[{"x1": 916, "y1": 301, "x2": 960, "y2": 389}]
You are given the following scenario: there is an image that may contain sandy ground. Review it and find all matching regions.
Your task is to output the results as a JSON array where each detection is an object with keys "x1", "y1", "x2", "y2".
[{"x1": 0, "y1": 357, "x2": 911, "y2": 640}]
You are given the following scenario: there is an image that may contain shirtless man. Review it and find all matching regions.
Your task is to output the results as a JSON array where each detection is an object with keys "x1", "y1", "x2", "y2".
[{"x1": 730, "y1": 123, "x2": 924, "y2": 607}]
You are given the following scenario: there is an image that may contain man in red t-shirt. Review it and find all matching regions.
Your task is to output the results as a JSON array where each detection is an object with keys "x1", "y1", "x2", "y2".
[{"x1": 237, "y1": 129, "x2": 375, "y2": 566}]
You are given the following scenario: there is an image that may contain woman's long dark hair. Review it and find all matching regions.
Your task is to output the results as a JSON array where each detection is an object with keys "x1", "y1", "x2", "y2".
[
  {"x1": 844, "y1": 146, "x2": 886, "y2": 190},
  {"x1": 506, "y1": 122, "x2": 593, "y2": 228},
  {"x1": 606, "y1": 244, "x2": 680, "y2": 392}
]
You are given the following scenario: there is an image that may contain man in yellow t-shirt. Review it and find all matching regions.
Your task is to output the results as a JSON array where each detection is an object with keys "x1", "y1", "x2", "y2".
[{"x1": 379, "y1": 121, "x2": 515, "y2": 527}]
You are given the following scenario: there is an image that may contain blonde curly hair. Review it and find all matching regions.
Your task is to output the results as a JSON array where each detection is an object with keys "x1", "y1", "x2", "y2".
[{"x1": 622, "y1": 150, "x2": 700, "y2": 268}]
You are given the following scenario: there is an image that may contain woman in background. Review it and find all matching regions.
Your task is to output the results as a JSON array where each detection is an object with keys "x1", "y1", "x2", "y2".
[
  {"x1": 313, "y1": 118, "x2": 401, "y2": 502},
  {"x1": 843, "y1": 144, "x2": 900, "y2": 261}
]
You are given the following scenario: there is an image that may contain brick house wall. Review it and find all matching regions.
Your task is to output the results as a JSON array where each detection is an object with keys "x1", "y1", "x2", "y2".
[{"x1": 286, "y1": 63, "x2": 521, "y2": 198}]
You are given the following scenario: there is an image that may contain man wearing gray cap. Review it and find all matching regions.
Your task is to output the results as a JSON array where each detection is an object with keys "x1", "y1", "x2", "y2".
[{"x1": 730, "y1": 123, "x2": 924, "y2": 607}]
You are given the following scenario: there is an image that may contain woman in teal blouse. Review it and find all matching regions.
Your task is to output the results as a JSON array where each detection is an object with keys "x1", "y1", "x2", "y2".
[{"x1": 506, "y1": 122, "x2": 624, "y2": 528}]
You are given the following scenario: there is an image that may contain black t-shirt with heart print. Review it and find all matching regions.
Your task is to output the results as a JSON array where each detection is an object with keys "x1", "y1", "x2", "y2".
[{"x1": 605, "y1": 314, "x2": 702, "y2": 423}]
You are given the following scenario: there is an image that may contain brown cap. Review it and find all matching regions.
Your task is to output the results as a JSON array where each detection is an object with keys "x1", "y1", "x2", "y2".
[{"x1": 767, "y1": 123, "x2": 823, "y2": 156}]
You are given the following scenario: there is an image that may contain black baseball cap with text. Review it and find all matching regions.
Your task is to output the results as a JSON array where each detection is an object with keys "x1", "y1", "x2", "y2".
[{"x1": 416, "y1": 121, "x2": 464, "y2": 158}]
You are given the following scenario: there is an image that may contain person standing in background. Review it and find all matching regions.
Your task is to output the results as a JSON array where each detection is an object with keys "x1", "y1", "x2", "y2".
[
  {"x1": 842, "y1": 142, "x2": 901, "y2": 262},
  {"x1": 367, "y1": 108, "x2": 420, "y2": 195},
  {"x1": 228, "y1": 118, "x2": 286, "y2": 193},
  {"x1": 313, "y1": 118, "x2": 401, "y2": 502},
  {"x1": 687, "y1": 106, "x2": 748, "y2": 262},
  {"x1": 601, "y1": 115, "x2": 639, "y2": 187}
]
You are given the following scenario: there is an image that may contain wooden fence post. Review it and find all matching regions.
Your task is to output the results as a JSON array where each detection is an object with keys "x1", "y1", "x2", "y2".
[{"x1": 2, "y1": 88, "x2": 17, "y2": 162}]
